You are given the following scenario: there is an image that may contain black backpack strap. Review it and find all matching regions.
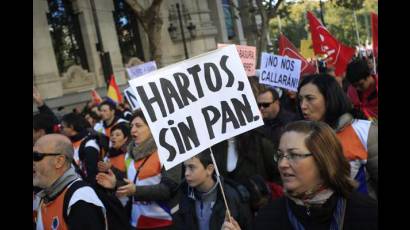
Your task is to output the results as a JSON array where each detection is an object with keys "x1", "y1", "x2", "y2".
[
  {"x1": 78, "y1": 135, "x2": 93, "y2": 161},
  {"x1": 63, "y1": 180, "x2": 88, "y2": 222},
  {"x1": 79, "y1": 133, "x2": 109, "y2": 162}
]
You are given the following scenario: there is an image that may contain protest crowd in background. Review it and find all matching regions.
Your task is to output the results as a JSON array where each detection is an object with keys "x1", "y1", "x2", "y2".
[{"x1": 33, "y1": 10, "x2": 378, "y2": 230}]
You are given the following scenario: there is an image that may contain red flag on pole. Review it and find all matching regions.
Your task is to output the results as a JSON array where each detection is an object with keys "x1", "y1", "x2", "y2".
[
  {"x1": 91, "y1": 89, "x2": 102, "y2": 106},
  {"x1": 371, "y1": 12, "x2": 378, "y2": 58},
  {"x1": 279, "y1": 34, "x2": 317, "y2": 76},
  {"x1": 307, "y1": 11, "x2": 356, "y2": 76}
]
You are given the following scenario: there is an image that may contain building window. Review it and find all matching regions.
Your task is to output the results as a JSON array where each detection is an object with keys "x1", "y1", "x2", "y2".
[
  {"x1": 222, "y1": 0, "x2": 236, "y2": 40},
  {"x1": 47, "y1": 0, "x2": 89, "y2": 74},
  {"x1": 113, "y1": 0, "x2": 145, "y2": 64}
]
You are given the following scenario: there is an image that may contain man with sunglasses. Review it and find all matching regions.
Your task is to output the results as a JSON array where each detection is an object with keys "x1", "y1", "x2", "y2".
[
  {"x1": 33, "y1": 134, "x2": 106, "y2": 230},
  {"x1": 256, "y1": 88, "x2": 299, "y2": 146}
]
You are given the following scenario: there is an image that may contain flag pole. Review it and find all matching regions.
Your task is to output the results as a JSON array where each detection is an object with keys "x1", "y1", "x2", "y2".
[
  {"x1": 277, "y1": 15, "x2": 282, "y2": 34},
  {"x1": 209, "y1": 148, "x2": 233, "y2": 222},
  {"x1": 353, "y1": 10, "x2": 361, "y2": 48}
]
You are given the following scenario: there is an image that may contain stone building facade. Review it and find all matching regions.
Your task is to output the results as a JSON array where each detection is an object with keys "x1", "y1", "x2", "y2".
[{"x1": 33, "y1": 0, "x2": 247, "y2": 114}]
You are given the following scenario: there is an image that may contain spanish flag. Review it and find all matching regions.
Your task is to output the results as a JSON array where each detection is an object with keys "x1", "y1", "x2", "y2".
[{"x1": 106, "y1": 75, "x2": 123, "y2": 104}]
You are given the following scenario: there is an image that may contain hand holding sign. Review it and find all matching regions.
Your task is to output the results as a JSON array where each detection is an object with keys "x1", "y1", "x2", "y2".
[{"x1": 129, "y1": 45, "x2": 263, "y2": 170}]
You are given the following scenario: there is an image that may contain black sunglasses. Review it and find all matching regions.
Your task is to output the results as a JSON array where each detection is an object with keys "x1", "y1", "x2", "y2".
[
  {"x1": 257, "y1": 102, "x2": 274, "y2": 108},
  {"x1": 33, "y1": 151, "x2": 62, "y2": 162}
]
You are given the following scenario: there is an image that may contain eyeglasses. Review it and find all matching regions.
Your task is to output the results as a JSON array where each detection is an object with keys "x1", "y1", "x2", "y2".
[
  {"x1": 274, "y1": 151, "x2": 313, "y2": 164},
  {"x1": 33, "y1": 151, "x2": 62, "y2": 162},
  {"x1": 257, "y1": 102, "x2": 274, "y2": 108}
]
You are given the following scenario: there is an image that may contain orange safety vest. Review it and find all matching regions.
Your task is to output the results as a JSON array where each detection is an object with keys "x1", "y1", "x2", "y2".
[
  {"x1": 40, "y1": 187, "x2": 69, "y2": 230},
  {"x1": 336, "y1": 124, "x2": 368, "y2": 161},
  {"x1": 72, "y1": 139, "x2": 83, "y2": 166},
  {"x1": 126, "y1": 152, "x2": 173, "y2": 228},
  {"x1": 108, "y1": 154, "x2": 126, "y2": 173}
]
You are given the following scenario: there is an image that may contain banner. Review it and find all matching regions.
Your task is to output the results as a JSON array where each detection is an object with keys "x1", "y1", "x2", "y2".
[
  {"x1": 218, "y1": 44, "x2": 257, "y2": 76},
  {"x1": 259, "y1": 52, "x2": 302, "y2": 92},
  {"x1": 123, "y1": 87, "x2": 140, "y2": 111},
  {"x1": 126, "y1": 61, "x2": 157, "y2": 80},
  {"x1": 128, "y1": 45, "x2": 263, "y2": 170}
]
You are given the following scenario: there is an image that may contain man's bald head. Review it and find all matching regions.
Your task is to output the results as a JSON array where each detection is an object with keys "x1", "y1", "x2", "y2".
[{"x1": 34, "y1": 134, "x2": 74, "y2": 165}]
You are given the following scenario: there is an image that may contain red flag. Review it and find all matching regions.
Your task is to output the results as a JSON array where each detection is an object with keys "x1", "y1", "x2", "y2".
[
  {"x1": 307, "y1": 11, "x2": 356, "y2": 76},
  {"x1": 91, "y1": 89, "x2": 102, "y2": 106},
  {"x1": 371, "y1": 12, "x2": 378, "y2": 58},
  {"x1": 279, "y1": 34, "x2": 317, "y2": 76},
  {"x1": 106, "y1": 75, "x2": 123, "y2": 104}
]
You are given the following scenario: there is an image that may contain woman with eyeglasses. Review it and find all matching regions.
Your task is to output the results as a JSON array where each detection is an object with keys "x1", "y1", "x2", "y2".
[
  {"x1": 222, "y1": 121, "x2": 377, "y2": 230},
  {"x1": 95, "y1": 109, "x2": 181, "y2": 229},
  {"x1": 297, "y1": 74, "x2": 378, "y2": 199}
]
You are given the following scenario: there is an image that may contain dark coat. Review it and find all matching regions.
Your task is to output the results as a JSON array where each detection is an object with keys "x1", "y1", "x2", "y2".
[
  {"x1": 211, "y1": 130, "x2": 281, "y2": 184},
  {"x1": 255, "y1": 191, "x2": 378, "y2": 230},
  {"x1": 256, "y1": 107, "x2": 300, "y2": 146},
  {"x1": 175, "y1": 179, "x2": 253, "y2": 230}
]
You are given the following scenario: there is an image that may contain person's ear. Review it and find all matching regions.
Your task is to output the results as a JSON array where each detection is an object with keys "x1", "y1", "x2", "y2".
[
  {"x1": 206, "y1": 164, "x2": 215, "y2": 176},
  {"x1": 54, "y1": 155, "x2": 67, "y2": 169},
  {"x1": 38, "y1": 129, "x2": 46, "y2": 136}
]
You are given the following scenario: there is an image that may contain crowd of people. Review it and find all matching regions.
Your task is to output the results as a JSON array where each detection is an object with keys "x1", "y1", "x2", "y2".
[{"x1": 33, "y1": 56, "x2": 378, "y2": 229}]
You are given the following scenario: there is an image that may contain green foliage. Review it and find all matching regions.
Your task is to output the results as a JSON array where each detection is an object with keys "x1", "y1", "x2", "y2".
[
  {"x1": 331, "y1": 0, "x2": 365, "y2": 10},
  {"x1": 268, "y1": 0, "x2": 377, "y2": 51}
]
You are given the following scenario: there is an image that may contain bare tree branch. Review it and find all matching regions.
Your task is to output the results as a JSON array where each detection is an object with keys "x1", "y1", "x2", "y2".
[
  {"x1": 268, "y1": 0, "x2": 273, "y2": 15},
  {"x1": 125, "y1": 0, "x2": 147, "y2": 31},
  {"x1": 125, "y1": 0, "x2": 145, "y2": 15},
  {"x1": 125, "y1": 0, "x2": 164, "y2": 65},
  {"x1": 268, "y1": 0, "x2": 284, "y2": 18}
]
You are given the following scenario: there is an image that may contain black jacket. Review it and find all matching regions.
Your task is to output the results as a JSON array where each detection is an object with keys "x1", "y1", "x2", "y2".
[
  {"x1": 255, "y1": 191, "x2": 378, "y2": 230},
  {"x1": 71, "y1": 131, "x2": 100, "y2": 186},
  {"x1": 256, "y1": 108, "x2": 299, "y2": 146},
  {"x1": 66, "y1": 200, "x2": 106, "y2": 230},
  {"x1": 175, "y1": 179, "x2": 253, "y2": 230},
  {"x1": 211, "y1": 130, "x2": 280, "y2": 184}
]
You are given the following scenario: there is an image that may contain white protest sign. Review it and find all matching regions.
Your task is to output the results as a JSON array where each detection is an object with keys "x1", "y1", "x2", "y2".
[
  {"x1": 218, "y1": 44, "x2": 257, "y2": 76},
  {"x1": 259, "y1": 52, "x2": 302, "y2": 92},
  {"x1": 123, "y1": 87, "x2": 140, "y2": 111},
  {"x1": 126, "y1": 61, "x2": 157, "y2": 80},
  {"x1": 128, "y1": 45, "x2": 264, "y2": 170}
]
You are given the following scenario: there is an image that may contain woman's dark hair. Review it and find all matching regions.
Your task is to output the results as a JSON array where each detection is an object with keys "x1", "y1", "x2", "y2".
[
  {"x1": 111, "y1": 123, "x2": 131, "y2": 139},
  {"x1": 61, "y1": 112, "x2": 90, "y2": 133},
  {"x1": 297, "y1": 74, "x2": 353, "y2": 128},
  {"x1": 130, "y1": 109, "x2": 147, "y2": 124}
]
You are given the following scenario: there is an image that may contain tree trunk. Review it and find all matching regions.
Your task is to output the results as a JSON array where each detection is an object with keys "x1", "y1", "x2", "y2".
[
  {"x1": 146, "y1": 14, "x2": 163, "y2": 66},
  {"x1": 255, "y1": 0, "x2": 284, "y2": 68},
  {"x1": 125, "y1": 0, "x2": 164, "y2": 66},
  {"x1": 256, "y1": 0, "x2": 268, "y2": 68}
]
